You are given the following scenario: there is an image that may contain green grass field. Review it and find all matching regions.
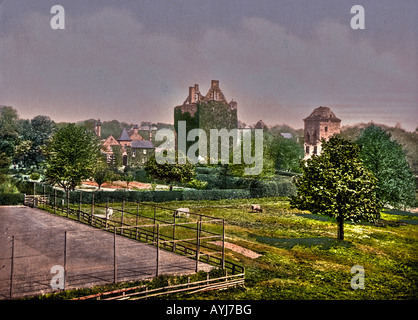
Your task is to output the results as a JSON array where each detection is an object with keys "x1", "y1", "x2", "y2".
[
  {"x1": 43, "y1": 196, "x2": 418, "y2": 300},
  {"x1": 153, "y1": 197, "x2": 418, "y2": 300}
]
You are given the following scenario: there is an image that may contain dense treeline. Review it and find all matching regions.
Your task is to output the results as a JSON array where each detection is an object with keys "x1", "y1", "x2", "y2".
[{"x1": 1, "y1": 106, "x2": 416, "y2": 209}]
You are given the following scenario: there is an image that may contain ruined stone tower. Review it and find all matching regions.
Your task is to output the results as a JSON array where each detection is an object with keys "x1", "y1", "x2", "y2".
[{"x1": 303, "y1": 106, "x2": 341, "y2": 158}]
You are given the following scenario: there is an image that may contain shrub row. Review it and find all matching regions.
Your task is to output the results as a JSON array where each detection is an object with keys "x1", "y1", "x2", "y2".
[
  {"x1": 62, "y1": 189, "x2": 253, "y2": 204},
  {"x1": 0, "y1": 193, "x2": 24, "y2": 205},
  {"x1": 249, "y1": 179, "x2": 297, "y2": 198},
  {"x1": 27, "y1": 179, "x2": 297, "y2": 204}
]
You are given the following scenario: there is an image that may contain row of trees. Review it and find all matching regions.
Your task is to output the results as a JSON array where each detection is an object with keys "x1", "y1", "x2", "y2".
[{"x1": 1, "y1": 107, "x2": 416, "y2": 235}]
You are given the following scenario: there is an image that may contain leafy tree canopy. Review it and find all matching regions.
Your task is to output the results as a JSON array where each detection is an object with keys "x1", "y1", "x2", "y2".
[
  {"x1": 356, "y1": 124, "x2": 416, "y2": 209},
  {"x1": 44, "y1": 124, "x2": 102, "y2": 191},
  {"x1": 266, "y1": 134, "x2": 304, "y2": 173},
  {"x1": 291, "y1": 136, "x2": 382, "y2": 240},
  {"x1": 0, "y1": 106, "x2": 20, "y2": 157}
]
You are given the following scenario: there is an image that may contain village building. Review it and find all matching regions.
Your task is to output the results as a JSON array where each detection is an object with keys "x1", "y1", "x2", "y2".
[
  {"x1": 94, "y1": 120, "x2": 155, "y2": 167},
  {"x1": 303, "y1": 106, "x2": 341, "y2": 159}
]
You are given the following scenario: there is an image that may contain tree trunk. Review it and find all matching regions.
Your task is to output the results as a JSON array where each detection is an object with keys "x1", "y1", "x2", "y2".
[{"x1": 337, "y1": 217, "x2": 344, "y2": 241}]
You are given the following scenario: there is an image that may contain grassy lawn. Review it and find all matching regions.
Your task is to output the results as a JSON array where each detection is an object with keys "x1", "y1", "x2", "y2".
[
  {"x1": 152, "y1": 197, "x2": 418, "y2": 300},
  {"x1": 46, "y1": 196, "x2": 417, "y2": 300}
]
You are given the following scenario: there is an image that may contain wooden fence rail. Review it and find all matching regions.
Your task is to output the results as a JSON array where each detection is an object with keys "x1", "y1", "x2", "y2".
[{"x1": 74, "y1": 271, "x2": 245, "y2": 300}]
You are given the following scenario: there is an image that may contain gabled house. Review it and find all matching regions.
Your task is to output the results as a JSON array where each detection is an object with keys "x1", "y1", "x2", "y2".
[{"x1": 95, "y1": 121, "x2": 155, "y2": 166}]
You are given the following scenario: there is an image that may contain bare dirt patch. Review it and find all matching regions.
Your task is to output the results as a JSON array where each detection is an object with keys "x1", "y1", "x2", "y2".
[{"x1": 210, "y1": 241, "x2": 262, "y2": 259}]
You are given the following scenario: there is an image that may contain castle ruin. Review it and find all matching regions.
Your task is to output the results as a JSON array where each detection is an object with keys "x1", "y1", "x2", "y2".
[{"x1": 303, "y1": 106, "x2": 341, "y2": 159}]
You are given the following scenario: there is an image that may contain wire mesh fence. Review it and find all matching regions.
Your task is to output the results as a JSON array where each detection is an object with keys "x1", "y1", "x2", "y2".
[
  {"x1": 0, "y1": 182, "x2": 244, "y2": 299},
  {"x1": 0, "y1": 224, "x2": 215, "y2": 299}
]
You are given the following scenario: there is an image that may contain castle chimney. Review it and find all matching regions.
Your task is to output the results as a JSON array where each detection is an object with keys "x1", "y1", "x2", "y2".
[
  {"x1": 132, "y1": 124, "x2": 139, "y2": 134},
  {"x1": 211, "y1": 80, "x2": 219, "y2": 88},
  {"x1": 189, "y1": 86, "x2": 196, "y2": 103}
]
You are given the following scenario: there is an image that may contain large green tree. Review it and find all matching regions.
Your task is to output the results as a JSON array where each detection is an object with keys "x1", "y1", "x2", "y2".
[
  {"x1": 44, "y1": 124, "x2": 102, "y2": 191},
  {"x1": 291, "y1": 136, "x2": 382, "y2": 240},
  {"x1": 356, "y1": 125, "x2": 416, "y2": 209}
]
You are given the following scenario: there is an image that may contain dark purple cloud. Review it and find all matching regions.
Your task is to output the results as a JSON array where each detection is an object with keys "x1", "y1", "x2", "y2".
[{"x1": 0, "y1": 0, "x2": 416, "y2": 130}]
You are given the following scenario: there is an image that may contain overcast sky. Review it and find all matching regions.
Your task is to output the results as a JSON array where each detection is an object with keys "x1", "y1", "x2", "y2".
[{"x1": 0, "y1": 0, "x2": 417, "y2": 130}]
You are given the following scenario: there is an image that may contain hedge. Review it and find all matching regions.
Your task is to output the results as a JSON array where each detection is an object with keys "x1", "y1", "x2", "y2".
[
  {"x1": 0, "y1": 193, "x2": 25, "y2": 205},
  {"x1": 27, "y1": 179, "x2": 297, "y2": 204},
  {"x1": 249, "y1": 179, "x2": 297, "y2": 198},
  {"x1": 63, "y1": 189, "x2": 251, "y2": 203}
]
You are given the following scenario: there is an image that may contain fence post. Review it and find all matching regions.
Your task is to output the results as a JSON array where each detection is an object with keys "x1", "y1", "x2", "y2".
[
  {"x1": 54, "y1": 189, "x2": 57, "y2": 215},
  {"x1": 195, "y1": 220, "x2": 201, "y2": 273},
  {"x1": 156, "y1": 224, "x2": 160, "y2": 277},
  {"x1": 114, "y1": 227, "x2": 117, "y2": 284},
  {"x1": 43, "y1": 185, "x2": 46, "y2": 210},
  {"x1": 105, "y1": 198, "x2": 109, "y2": 229},
  {"x1": 153, "y1": 206, "x2": 157, "y2": 242},
  {"x1": 10, "y1": 236, "x2": 14, "y2": 299},
  {"x1": 90, "y1": 193, "x2": 94, "y2": 225},
  {"x1": 172, "y1": 213, "x2": 176, "y2": 252},
  {"x1": 121, "y1": 199, "x2": 125, "y2": 231},
  {"x1": 78, "y1": 191, "x2": 82, "y2": 221},
  {"x1": 64, "y1": 231, "x2": 67, "y2": 290},
  {"x1": 33, "y1": 182, "x2": 36, "y2": 208},
  {"x1": 222, "y1": 219, "x2": 225, "y2": 269},
  {"x1": 135, "y1": 202, "x2": 139, "y2": 240},
  {"x1": 66, "y1": 190, "x2": 69, "y2": 218}
]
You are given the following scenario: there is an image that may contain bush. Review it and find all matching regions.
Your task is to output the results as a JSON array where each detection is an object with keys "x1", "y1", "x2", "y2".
[
  {"x1": 0, "y1": 193, "x2": 24, "y2": 205},
  {"x1": 249, "y1": 179, "x2": 297, "y2": 198},
  {"x1": 187, "y1": 178, "x2": 208, "y2": 190},
  {"x1": 30, "y1": 172, "x2": 41, "y2": 180}
]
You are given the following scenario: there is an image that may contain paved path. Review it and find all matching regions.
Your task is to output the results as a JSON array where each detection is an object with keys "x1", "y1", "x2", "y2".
[{"x1": 0, "y1": 206, "x2": 212, "y2": 299}]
